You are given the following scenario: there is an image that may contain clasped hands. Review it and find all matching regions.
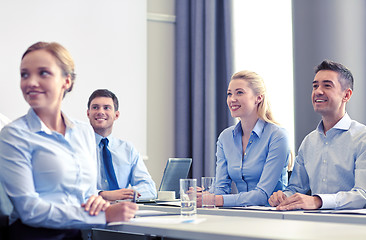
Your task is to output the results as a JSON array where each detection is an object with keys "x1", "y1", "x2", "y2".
[
  {"x1": 269, "y1": 190, "x2": 322, "y2": 210},
  {"x1": 192, "y1": 187, "x2": 217, "y2": 208}
]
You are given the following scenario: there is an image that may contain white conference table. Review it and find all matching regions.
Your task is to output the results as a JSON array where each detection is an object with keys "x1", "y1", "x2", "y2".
[
  {"x1": 138, "y1": 204, "x2": 366, "y2": 224},
  {"x1": 99, "y1": 213, "x2": 366, "y2": 240},
  {"x1": 282, "y1": 210, "x2": 366, "y2": 224},
  {"x1": 92, "y1": 204, "x2": 366, "y2": 239}
]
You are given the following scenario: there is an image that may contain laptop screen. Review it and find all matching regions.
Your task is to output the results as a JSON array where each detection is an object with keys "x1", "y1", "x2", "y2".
[{"x1": 159, "y1": 158, "x2": 192, "y2": 199}]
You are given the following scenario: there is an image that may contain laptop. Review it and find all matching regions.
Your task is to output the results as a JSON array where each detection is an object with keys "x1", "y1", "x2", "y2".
[
  {"x1": 137, "y1": 158, "x2": 192, "y2": 202},
  {"x1": 158, "y1": 158, "x2": 192, "y2": 199}
]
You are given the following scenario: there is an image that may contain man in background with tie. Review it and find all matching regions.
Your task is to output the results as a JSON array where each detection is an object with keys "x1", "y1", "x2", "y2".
[{"x1": 87, "y1": 89, "x2": 157, "y2": 201}]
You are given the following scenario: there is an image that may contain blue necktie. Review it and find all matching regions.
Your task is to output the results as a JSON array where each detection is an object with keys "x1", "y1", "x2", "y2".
[{"x1": 101, "y1": 138, "x2": 119, "y2": 190}]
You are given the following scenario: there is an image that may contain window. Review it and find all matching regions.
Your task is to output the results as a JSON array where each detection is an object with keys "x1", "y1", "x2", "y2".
[{"x1": 232, "y1": 0, "x2": 294, "y2": 151}]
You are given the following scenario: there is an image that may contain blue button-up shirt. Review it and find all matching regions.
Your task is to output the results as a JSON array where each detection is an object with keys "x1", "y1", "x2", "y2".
[
  {"x1": 0, "y1": 109, "x2": 106, "y2": 228},
  {"x1": 95, "y1": 134, "x2": 157, "y2": 199},
  {"x1": 285, "y1": 113, "x2": 366, "y2": 209},
  {"x1": 215, "y1": 119, "x2": 290, "y2": 206},
  {"x1": 0, "y1": 113, "x2": 12, "y2": 216}
]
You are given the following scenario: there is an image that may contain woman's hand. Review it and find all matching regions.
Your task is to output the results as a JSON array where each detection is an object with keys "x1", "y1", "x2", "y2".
[
  {"x1": 195, "y1": 187, "x2": 203, "y2": 208},
  {"x1": 105, "y1": 202, "x2": 138, "y2": 223},
  {"x1": 268, "y1": 190, "x2": 287, "y2": 207},
  {"x1": 81, "y1": 195, "x2": 110, "y2": 216}
]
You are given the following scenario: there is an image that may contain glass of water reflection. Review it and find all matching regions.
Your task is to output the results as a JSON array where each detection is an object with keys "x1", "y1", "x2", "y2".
[{"x1": 180, "y1": 179, "x2": 197, "y2": 217}]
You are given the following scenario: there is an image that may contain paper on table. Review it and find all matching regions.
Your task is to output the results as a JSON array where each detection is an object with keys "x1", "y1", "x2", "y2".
[
  {"x1": 135, "y1": 210, "x2": 174, "y2": 217},
  {"x1": 305, "y1": 208, "x2": 366, "y2": 215},
  {"x1": 230, "y1": 206, "x2": 277, "y2": 211},
  {"x1": 155, "y1": 201, "x2": 181, "y2": 207},
  {"x1": 108, "y1": 216, "x2": 206, "y2": 226},
  {"x1": 130, "y1": 216, "x2": 206, "y2": 224}
]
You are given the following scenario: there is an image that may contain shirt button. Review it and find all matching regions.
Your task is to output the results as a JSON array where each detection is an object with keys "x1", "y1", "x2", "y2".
[
  {"x1": 249, "y1": 141, "x2": 252, "y2": 144},
  {"x1": 105, "y1": 180, "x2": 108, "y2": 183},
  {"x1": 322, "y1": 178, "x2": 326, "y2": 182},
  {"x1": 325, "y1": 142, "x2": 328, "y2": 145},
  {"x1": 244, "y1": 153, "x2": 247, "y2": 155},
  {"x1": 323, "y1": 159, "x2": 326, "y2": 163}
]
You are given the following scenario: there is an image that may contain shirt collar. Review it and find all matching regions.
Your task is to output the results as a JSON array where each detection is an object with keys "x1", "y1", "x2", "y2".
[
  {"x1": 26, "y1": 108, "x2": 74, "y2": 135},
  {"x1": 95, "y1": 132, "x2": 112, "y2": 146},
  {"x1": 232, "y1": 118, "x2": 265, "y2": 138},
  {"x1": 317, "y1": 112, "x2": 351, "y2": 133}
]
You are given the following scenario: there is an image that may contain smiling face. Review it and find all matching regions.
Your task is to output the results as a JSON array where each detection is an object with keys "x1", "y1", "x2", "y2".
[
  {"x1": 87, "y1": 96, "x2": 120, "y2": 137},
  {"x1": 312, "y1": 70, "x2": 351, "y2": 121},
  {"x1": 227, "y1": 79, "x2": 261, "y2": 121},
  {"x1": 20, "y1": 49, "x2": 71, "y2": 114}
]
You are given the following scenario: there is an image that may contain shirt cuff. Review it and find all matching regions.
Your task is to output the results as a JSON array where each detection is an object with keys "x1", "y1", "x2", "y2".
[
  {"x1": 283, "y1": 190, "x2": 293, "y2": 198},
  {"x1": 315, "y1": 194, "x2": 336, "y2": 209},
  {"x1": 81, "y1": 211, "x2": 107, "y2": 229},
  {"x1": 222, "y1": 194, "x2": 236, "y2": 207}
]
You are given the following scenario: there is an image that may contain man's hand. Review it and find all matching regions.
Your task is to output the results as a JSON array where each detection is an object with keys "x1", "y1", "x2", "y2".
[
  {"x1": 82, "y1": 195, "x2": 110, "y2": 216},
  {"x1": 268, "y1": 190, "x2": 287, "y2": 207},
  {"x1": 105, "y1": 202, "x2": 138, "y2": 223},
  {"x1": 275, "y1": 193, "x2": 322, "y2": 210},
  {"x1": 99, "y1": 188, "x2": 141, "y2": 201}
]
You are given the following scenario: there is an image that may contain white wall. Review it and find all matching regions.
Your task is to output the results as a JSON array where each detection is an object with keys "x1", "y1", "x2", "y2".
[
  {"x1": 146, "y1": 0, "x2": 176, "y2": 188},
  {"x1": 0, "y1": 0, "x2": 147, "y2": 155},
  {"x1": 0, "y1": 0, "x2": 176, "y2": 192}
]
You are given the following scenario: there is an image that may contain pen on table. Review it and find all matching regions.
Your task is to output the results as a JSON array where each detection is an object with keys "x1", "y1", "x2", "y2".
[{"x1": 132, "y1": 189, "x2": 137, "y2": 203}]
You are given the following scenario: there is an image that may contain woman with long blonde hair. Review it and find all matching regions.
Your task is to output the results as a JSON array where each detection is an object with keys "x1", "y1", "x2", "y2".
[{"x1": 201, "y1": 70, "x2": 291, "y2": 207}]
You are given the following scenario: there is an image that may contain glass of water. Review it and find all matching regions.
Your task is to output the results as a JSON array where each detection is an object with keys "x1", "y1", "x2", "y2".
[
  {"x1": 201, "y1": 177, "x2": 216, "y2": 208},
  {"x1": 180, "y1": 179, "x2": 197, "y2": 217}
]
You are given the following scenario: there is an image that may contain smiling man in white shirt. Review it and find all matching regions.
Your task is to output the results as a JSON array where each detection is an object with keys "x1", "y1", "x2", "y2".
[{"x1": 269, "y1": 60, "x2": 366, "y2": 210}]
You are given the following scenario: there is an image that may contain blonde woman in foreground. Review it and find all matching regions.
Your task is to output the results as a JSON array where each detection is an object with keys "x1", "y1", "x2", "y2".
[{"x1": 0, "y1": 42, "x2": 137, "y2": 239}]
